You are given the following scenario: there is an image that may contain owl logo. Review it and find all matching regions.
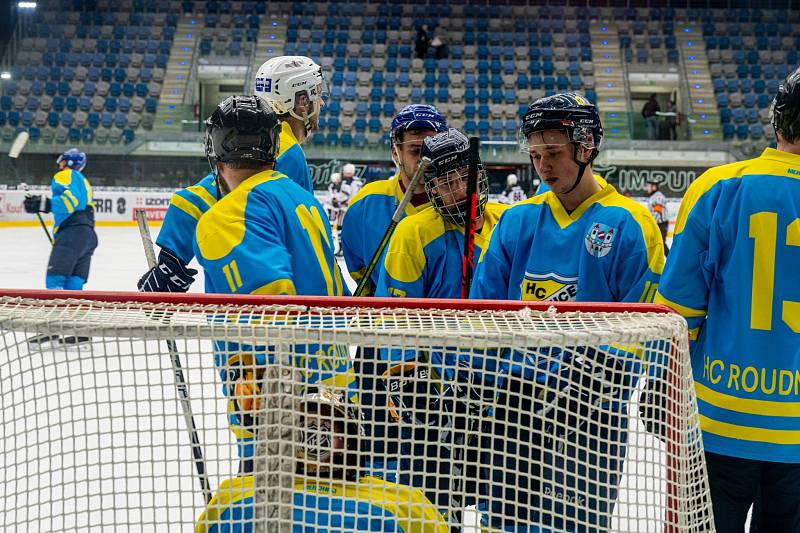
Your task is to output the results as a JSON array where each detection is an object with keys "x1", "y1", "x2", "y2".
[{"x1": 585, "y1": 222, "x2": 616, "y2": 258}]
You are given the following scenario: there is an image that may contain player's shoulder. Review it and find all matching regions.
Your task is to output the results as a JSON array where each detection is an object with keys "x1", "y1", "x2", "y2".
[
  {"x1": 483, "y1": 201, "x2": 510, "y2": 226},
  {"x1": 393, "y1": 206, "x2": 446, "y2": 248},
  {"x1": 348, "y1": 176, "x2": 397, "y2": 207},
  {"x1": 53, "y1": 168, "x2": 77, "y2": 186},
  {"x1": 596, "y1": 184, "x2": 660, "y2": 234}
]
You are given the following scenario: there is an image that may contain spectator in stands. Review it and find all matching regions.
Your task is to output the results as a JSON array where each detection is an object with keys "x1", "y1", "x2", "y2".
[
  {"x1": 642, "y1": 94, "x2": 660, "y2": 140},
  {"x1": 415, "y1": 25, "x2": 430, "y2": 59},
  {"x1": 431, "y1": 34, "x2": 446, "y2": 60},
  {"x1": 666, "y1": 100, "x2": 678, "y2": 140}
]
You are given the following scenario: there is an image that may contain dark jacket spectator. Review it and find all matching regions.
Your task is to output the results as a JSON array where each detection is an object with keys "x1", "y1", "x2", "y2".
[{"x1": 415, "y1": 25, "x2": 430, "y2": 59}]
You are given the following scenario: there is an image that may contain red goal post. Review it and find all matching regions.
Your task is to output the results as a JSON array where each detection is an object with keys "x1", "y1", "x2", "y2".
[{"x1": 0, "y1": 289, "x2": 714, "y2": 532}]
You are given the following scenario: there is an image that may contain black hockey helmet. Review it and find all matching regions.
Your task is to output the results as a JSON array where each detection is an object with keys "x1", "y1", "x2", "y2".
[
  {"x1": 420, "y1": 128, "x2": 489, "y2": 226},
  {"x1": 205, "y1": 95, "x2": 281, "y2": 170},
  {"x1": 520, "y1": 92, "x2": 603, "y2": 160},
  {"x1": 772, "y1": 65, "x2": 800, "y2": 144}
]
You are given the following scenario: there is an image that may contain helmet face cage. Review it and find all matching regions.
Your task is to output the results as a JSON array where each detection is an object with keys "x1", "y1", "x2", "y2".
[
  {"x1": 296, "y1": 388, "x2": 361, "y2": 478},
  {"x1": 771, "y1": 66, "x2": 800, "y2": 143},
  {"x1": 425, "y1": 161, "x2": 489, "y2": 227}
]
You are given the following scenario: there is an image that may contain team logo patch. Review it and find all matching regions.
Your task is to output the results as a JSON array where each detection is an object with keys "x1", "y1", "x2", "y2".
[
  {"x1": 255, "y1": 77, "x2": 272, "y2": 93},
  {"x1": 584, "y1": 222, "x2": 616, "y2": 258},
  {"x1": 520, "y1": 272, "x2": 578, "y2": 302}
]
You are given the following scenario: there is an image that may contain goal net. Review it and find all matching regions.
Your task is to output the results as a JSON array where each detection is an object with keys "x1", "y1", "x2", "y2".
[{"x1": 0, "y1": 290, "x2": 714, "y2": 532}]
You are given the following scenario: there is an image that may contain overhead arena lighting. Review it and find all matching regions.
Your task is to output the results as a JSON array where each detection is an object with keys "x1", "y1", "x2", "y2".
[{"x1": 18, "y1": 1, "x2": 37, "y2": 8}]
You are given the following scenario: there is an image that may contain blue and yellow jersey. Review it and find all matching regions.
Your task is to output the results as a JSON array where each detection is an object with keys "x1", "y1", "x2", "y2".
[
  {"x1": 341, "y1": 173, "x2": 432, "y2": 295},
  {"x1": 655, "y1": 147, "x2": 800, "y2": 462},
  {"x1": 376, "y1": 202, "x2": 507, "y2": 299},
  {"x1": 472, "y1": 176, "x2": 664, "y2": 304},
  {"x1": 276, "y1": 120, "x2": 314, "y2": 194},
  {"x1": 157, "y1": 172, "x2": 218, "y2": 264},
  {"x1": 156, "y1": 123, "x2": 311, "y2": 264},
  {"x1": 50, "y1": 168, "x2": 94, "y2": 233},
  {"x1": 196, "y1": 475, "x2": 448, "y2": 533},
  {"x1": 194, "y1": 169, "x2": 352, "y2": 452}
]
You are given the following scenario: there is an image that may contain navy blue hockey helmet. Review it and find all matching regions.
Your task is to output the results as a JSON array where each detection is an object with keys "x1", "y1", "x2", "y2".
[
  {"x1": 205, "y1": 95, "x2": 281, "y2": 169},
  {"x1": 57, "y1": 148, "x2": 87, "y2": 171},
  {"x1": 772, "y1": 65, "x2": 800, "y2": 143},
  {"x1": 520, "y1": 92, "x2": 603, "y2": 161},
  {"x1": 390, "y1": 104, "x2": 448, "y2": 144},
  {"x1": 420, "y1": 128, "x2": 488, "y2": 226}
]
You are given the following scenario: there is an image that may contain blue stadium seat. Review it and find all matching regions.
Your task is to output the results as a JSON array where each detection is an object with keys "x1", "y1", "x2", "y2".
[
  {"x1": 717, "y1": 93, "x2": 729, "y2": 107},
  {"x1": 65, "y1": 96, "x2": 78, "y2": 112},
  {"x1": 61, "y1": 111, "x2": 74, "y2": 127},
  {"x1": 68, "y1": 127, "x2": 81, "y2": 143},
  {"x1": 746, "y1": 108, "x2": 759, "y2": 124},
  {"x1": 750, "y1": 124, "x2": 764, "y2": 140},
  {"x1": 719, "y1": 108, "x2": 732, "y2": 123},
  {"x1": 384, "y1": 87, "x2": 396, "y2": 101},
  {"x1": 0, "y1": 111, "x2": 5, "y2": 126},
  {"x1": 465, "y1": 104, "x2": 476, "y2": 119},
  {"x1": 21, "y1": 111, "x2": 33, "y2": 127},
  {"x1": 732, "y1": 108, "x2": 746, "y2": 124},
  {"x1": 114, "y1": 112, "x2": 127, "y2": 128},
  {"x1": 355, "y1": 102, "x2": 368, "y2": 117},
  {"x1": 743, "y1": 93, "x2": 756, "y2": 109},
  {"x1": 7, "y1": 110, "x2": 19, "y2": 127},
  {"x1": 736, "y1": 123, "x2": 749, "y2": 140},
  {"x1": 47, "y1": 111, "x2": 59, "y2": 127},
  {"x1": 464, "y1": 120, "x2": 477, "y2": 135},
  {"x1": 368, "y1": 118, "x2": 381, "y2": 133},
  {"x1": 516, "y1": 74, "x2": 529, "y2": 89},
  {"x1": 757, "y1": 93, "x2": 771, "y2": 109},
  {"x1": 145, "y1": 98, "x2": 157, "y2": 113},
  {"x1": 478, "y1": 120, "x2": 490, "y2": 136},
  {"x1": 105, "y1": 97, "x2": 118, "y2": 112},
  {"x1": 382, "y1": 102, "x2": 395, "y2": 116},
  {"x1": 339, "y1": 131, "x2": 353, "y2": 147},
  {"x1": 28, "y1": 126, "x2": 40, "y2": 142}
]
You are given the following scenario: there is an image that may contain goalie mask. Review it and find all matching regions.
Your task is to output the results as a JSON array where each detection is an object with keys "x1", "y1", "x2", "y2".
[
  {"x1": 421, "y1": 128, "x2": 489, "y2": 227},
  {"x1": 297, "y1": 386, "x2": 362, "y2": 480},
  {"x1": 520, "y1": 92, "x2": 603, "y2": 194}
]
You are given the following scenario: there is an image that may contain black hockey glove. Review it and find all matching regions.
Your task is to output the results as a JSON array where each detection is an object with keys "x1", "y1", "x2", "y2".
[
  {"x1": 137, "y1": 248, "x2": 198, "y2": 292},
  {"x1": 24, "y1": 194, "x2": 51, "y2": 214},
  {"x1": 535, "y1": 346, "x2": 628, "y2": 441},
  {"x1": 638, "y1": 377, "x2": 668, "y2": 441}
]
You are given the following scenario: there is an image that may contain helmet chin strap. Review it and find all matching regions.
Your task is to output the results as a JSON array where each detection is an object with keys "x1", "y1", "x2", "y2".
[{"x1": 565, "y1": 143, "x2": 597, "y2": 195}]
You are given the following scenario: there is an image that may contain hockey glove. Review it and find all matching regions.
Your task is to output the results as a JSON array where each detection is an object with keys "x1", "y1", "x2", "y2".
[
  {"x1": 137, "y1": 248, "x2": 197, "y2": 293},
  {"x1": 226, "y1": 353, "x2": 264, "y2": 428},
  {"x1": 24, "y1": 194, "x2": 51, "y2": 214},
  {"x1": 638, "y1": 377, "x2": 668, "y2": 441},
  {"x1": 535, "y1": 346, "x2": 627, "y2": 441}
]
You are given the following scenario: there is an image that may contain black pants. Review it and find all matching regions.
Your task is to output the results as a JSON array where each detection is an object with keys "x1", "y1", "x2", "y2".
[
  {"x1": 658, "y1": 221, "x2": 669, "y2": 256},
  {"x1": 47, "y1": 223, "x2": 98, "y2": 280},
  {"x1": 705, "y1": 451, "x2": 800, "y2": 533}
]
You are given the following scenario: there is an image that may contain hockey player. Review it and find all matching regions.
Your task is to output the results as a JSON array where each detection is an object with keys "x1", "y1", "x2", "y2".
[
  {"x1": 644, "y1": 176, "x2": 670, "y2": 255},
  {"x1": 341, "y1": 104, "x2": 448, "y2": 296},
  {"x1": 24, "y1": 148, "x2": 98, "y2": 291},
  {"x1": 373, "y1": 129, "x2": 506, "y2": 520},
  {"x1": 340, "y1": 162, "x2": 363, "y2": 200},
  {"x1": 195, "y1": 384, "x2": 448, "y2": 532},
  {"x1": 324, "y1": 172, "x2": 346, "y2": 255},
  {"x1": 497, "y1": 173, "x2": 527, "y2": 204},
  {"x1": 376, "y1": 128, "x2": 507, "y2": 300},
  {"x1": 137, "y1": 55, "x2": 326, "y2": 293},
  {"x1": 193, "y1": 95, "x2": 352, "y2": 467},
  {"x1": 655, "y1": 66, "x2": 800, "y2": 532},
  {"x1": 470, "y1": 93, "x2": 665, "y2": 530}
]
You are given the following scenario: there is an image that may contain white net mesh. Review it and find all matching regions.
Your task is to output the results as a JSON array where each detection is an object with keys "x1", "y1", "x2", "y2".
[{"x1": 0, "y1": 294, "x2": 715, "y2": 532}]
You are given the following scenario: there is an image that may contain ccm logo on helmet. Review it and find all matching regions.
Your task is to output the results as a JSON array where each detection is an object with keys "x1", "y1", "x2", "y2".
[
  {"x1": 438, "y1": 154, "x2": 459, "y2": 165},
  {"x1": 255, "y1": 78, "x2": 272, "y2": 92}
]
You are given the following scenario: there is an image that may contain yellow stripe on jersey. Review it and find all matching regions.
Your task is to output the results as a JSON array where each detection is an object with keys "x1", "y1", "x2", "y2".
[
  {"x1": 84, "y1": 177, "x2": 94, "y2": 207},
  {"x1": 385, "y1": 202, "x2": 508, "y2": 284},
  {"x1": 61, "y1": 195, "x2": 75, "y2": 213},
  {"x1": 170, "y1": 193, "x2": 204, "y2": 221},
  {"x1": 251, "y1": 278, "x2": 297, "y2": 295},
  {"x1": 196, "y1": 170, "x2": 283, "y2": 261},
  {"x1": 348, "y1": 172, "x2": 432, "y2": 216},
  {"x1": 674, "y1": 148, "x2": 800, "y2": 237},
  {"x1": 279, "y1": 120, "x2": 299, "y2": 155},
  {"x1": 654, "y1": 292, "x2": 707, "y2": 317},
  {"x1": 700, "y1": 415, "x2": 800, "y2": 445},
  {"x1": 186, "y1": 182, "x2": 217, "y2": 210},
  {"x1": 696, "y1": 382, "x2": 800, "y2": 418},
  {"x1": 53, "y1": 169, "x2": 73, "y2": 186}
]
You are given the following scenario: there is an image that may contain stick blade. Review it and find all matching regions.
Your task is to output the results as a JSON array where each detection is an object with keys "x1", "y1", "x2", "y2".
[{"x1": 9, "y1": 131, "x2": 30, "y2": 159}]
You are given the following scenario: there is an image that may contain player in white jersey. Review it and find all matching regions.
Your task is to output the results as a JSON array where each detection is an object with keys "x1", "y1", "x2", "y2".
[
  {"x1": 644, "y1": 177, "x2": 670, "y2": 254},
  {"x1": 340, "y1": 162, "x2": 363, "y2": 200},
  {"x1": 498, "y1": 173, "x2": 528, "y2": 204}
]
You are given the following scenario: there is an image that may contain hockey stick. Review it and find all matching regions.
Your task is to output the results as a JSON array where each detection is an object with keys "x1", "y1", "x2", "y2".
[
  {"x1": 9, "y1": 132, "x2": 53, "y2": 245},
  {"x1": 134, "y1": 208, "x2": 213, "y2": 504},
  {"x1": 353, "y1": 156, "x2": 432, "y2": 297},
  {"x1": 461, "y1": 137, "x2": 480, "y2": 299}
]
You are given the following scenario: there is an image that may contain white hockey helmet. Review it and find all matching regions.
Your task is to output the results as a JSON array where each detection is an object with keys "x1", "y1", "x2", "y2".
[
  {"x1": 330, "y1": 172, "x2": 341, "y2": 185},
  {"x1": 342, "y1": 163, "x2": 356, "y2": 177},
  {"x1": 506, "y1": 173, "x2": 518, "y2": 187},
  {"x1": 254, "y1": 56, "x2": 327, "y2": 131}
]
